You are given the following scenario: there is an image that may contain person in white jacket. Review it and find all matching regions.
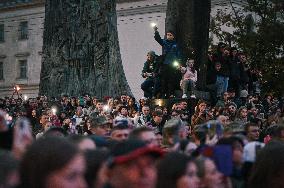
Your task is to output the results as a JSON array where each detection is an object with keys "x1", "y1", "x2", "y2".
[{"x1": 180, "y1": 59, "x2": 197, "y2": 98}]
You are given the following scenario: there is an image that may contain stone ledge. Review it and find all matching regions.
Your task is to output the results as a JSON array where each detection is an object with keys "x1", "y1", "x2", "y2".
[{"x1": 15, "y1": 52, "x2": 30, "y2": 57}]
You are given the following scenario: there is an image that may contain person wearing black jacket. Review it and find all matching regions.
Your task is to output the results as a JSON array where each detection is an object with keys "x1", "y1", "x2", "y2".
[
  {"x1": 213, "y1": 43, "x2": 230, "y2": 97},
  {"x1": 153, "y1": 26, "x2": 182, "y2": 98},
  {"x1": 206, "y1": 62, "x2": 222, "y2": 106},
  {"x1": 141, "y1": 51, "x2": 160, "y2": 98},
  {"x1": 239, "y1": 53, "x2": 250, "y2": 90},
  {"x1": 229, "y1": 47, "x2": 242, "y2": 97}
]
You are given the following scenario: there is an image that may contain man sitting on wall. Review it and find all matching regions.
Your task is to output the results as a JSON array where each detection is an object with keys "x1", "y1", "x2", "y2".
[{"x1": 141, "y1": 51, "x2": 160, "y2": 99}]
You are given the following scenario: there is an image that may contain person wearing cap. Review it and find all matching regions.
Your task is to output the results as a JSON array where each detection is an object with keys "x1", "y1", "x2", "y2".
[
  {"x1": 153, "y1": 26, "x2": 181, "y2": 98},
  {"x1": 141, "y1": 51, "x2": 160, "y2": 99},
  {"x1": 89, "y1": 116, "x2": 111, "y2": 137},
  {"x1": 238, "y1": 92, "x2": 248, "y2": 108},
  {"x1": 105, "y1": 139, "x2": 163, "y2": 188},
  {"x1": 239, "y1": 90, "x2": 248, "y2": 99}
]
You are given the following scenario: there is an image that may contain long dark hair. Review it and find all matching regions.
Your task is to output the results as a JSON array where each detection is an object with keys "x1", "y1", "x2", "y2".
[
  {"x1": 157, "y1": 152, "x2": 194, "y2": 188},
  {"x1": 84, "y1": 149, "x2": 110, "y2": 188},
  {"x1": 19, "y1": 137, "x2": 79, "y2": 188},
  {"x1": 249, "y1": 141, "x2": 284, "y2": 188}
]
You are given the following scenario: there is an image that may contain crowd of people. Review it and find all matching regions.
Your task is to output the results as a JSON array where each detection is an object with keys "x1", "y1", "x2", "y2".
[
  {"x1": 0, "y1": 89, "x2": 283, "y2": 188},
  {"x1": 0, "y1": 25, "x2": 283, "y2": 188}
]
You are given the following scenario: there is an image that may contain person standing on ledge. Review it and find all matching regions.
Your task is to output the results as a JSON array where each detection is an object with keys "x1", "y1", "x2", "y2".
[{"x1": 153, "y1": 26, "x2": 182, "y2": 98}]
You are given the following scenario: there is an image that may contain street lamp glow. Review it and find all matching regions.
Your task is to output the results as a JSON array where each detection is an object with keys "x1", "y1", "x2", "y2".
[
  {"x1": 150, "y1": 22, "x2": 157, "y2": 28},
  {"x1": 24, "y1": 95, "x2": 28, "y2": 101},
  {"x1": 14, "y1": 85, "x2": 20, "y2": 91}
]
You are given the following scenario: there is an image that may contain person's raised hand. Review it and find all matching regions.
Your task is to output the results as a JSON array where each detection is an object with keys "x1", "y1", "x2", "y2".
[
  {"x1": 153, "y1": 25, "x2": 158, "y2": 32},
  {"x1": 205, "y1": 134, "x2": 218, "y2": 146}
]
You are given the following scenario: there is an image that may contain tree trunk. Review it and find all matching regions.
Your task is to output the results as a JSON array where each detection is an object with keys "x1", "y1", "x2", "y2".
[
  {"x1": 39, "y1": 0, "x2": 131, "y2": 98},
  {"x1": 166, "y1": 0, "x2": 211, "y2": 90}
]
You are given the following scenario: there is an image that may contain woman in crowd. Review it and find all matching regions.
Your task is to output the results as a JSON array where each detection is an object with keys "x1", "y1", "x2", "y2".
[
  {"x1": 195, "y1": 157, "x2": 225, "y2": 188},
  {"x1": 106, "y1": 98, "x2": 114, "y2": 113},
  {"x1": 235, "y1": 106, "x2": 248, "y2": 125},
  {"x1": 19, "y1": 137, "x2": 87, "y2": 188},
  {"x1": 84, "y1": 149, "x2": 110, "y2": 188},
  {"x1": 180, "y1": 59, "x2": 197, "y2": 99},
  {"x1": 191, "y1": 100, "x2": 213, "y2": 127},
  {"x1": 127, "y1": 96, "x2": 139, "y2": 113},
  {"x1": 157, "y1": 152, "x2": 200, "y2": 188}
]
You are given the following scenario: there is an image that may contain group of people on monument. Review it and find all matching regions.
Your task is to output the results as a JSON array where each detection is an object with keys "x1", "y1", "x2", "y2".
[{"x1": 141, "y1": 27, "x2": 262, "y2": 103}]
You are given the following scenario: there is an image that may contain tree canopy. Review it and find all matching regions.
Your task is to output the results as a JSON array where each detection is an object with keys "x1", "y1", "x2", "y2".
[{"x1": 210, "y1": 0, "x2": 284, "y2": 96}]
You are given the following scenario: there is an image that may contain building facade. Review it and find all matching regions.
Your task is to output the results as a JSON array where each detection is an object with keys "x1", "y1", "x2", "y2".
[
  {"x1": 0, "y1": 0, "x2": 246, "y2": 99},
  {"x1": 0, "y1": 0, "x2": 44, "y2": 98}
]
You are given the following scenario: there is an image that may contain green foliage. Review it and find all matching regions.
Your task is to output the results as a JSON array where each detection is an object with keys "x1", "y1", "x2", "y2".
[{"x1": 210, "y1": 0, "x2": 284, "y2": 95}]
